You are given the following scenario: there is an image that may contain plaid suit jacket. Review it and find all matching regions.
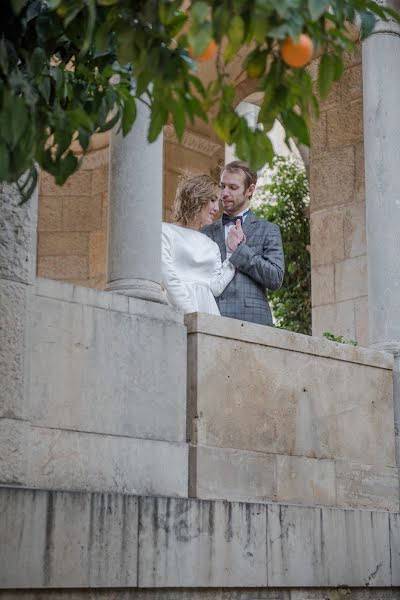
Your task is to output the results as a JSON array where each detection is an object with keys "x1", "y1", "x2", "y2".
[{"x1": 202, "y1": 211, "x2": 285, "y2": 325}]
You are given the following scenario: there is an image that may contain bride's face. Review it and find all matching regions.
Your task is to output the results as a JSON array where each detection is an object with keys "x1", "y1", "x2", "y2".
[{"x1": 196, "y1": 194, "x2": 220, "y2": 228}]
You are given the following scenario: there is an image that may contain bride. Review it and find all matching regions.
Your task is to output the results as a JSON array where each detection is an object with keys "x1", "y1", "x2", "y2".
[{"x1": 161, "y1": 173, "x2": 245, "y2": 315}]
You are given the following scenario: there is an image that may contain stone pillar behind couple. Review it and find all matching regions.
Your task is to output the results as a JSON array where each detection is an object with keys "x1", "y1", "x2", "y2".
[{"x1": 161, "y1": 161, "x2": 285, "y2": 326}]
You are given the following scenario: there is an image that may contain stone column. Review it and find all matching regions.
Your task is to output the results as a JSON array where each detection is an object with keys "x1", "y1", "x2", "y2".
[
  {"x1": 0, "y1": 181, "x2": 37, "y2": 480},
  {"x1": 106, "y1": 101, "x2": 166, "y2": 303},
  {"x1": 362, "y1": 2, "x2": 400, "y2": 467}
]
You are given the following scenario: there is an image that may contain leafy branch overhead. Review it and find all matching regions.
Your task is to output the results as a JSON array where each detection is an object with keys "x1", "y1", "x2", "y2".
[{"x1": 1, "y1": 0, "x2": 399, "y2": 196}]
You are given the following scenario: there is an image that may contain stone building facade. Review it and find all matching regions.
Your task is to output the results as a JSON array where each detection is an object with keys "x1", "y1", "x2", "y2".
[{"x1": 1, "y1": 15, "x2": 400, "y2": 599}]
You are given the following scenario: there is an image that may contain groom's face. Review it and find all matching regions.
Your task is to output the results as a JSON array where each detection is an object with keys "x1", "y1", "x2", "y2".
[{"x1": 220, "y1": 169, "x2": 254, "y2": 216}]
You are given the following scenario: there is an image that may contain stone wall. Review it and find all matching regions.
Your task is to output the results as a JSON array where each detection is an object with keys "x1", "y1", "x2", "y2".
[
  {"x1": 309, "y1": 45, "x2": 368, "y2": 346},
  {"x1": 0, "y1": 278, "x2": 188, "y2": 498},
  {"x1": 1, "y1": 488, "x2": 399, "y2": 589},
  {"x1": 37, "y1": 157, "x2": 109, "y2": 289},
  {"x1": 163, "y1": 125, "x2": 224, "y2": 222},
  {"x1": 186, "y1": 313, "x2": 398, "y2": 512}
]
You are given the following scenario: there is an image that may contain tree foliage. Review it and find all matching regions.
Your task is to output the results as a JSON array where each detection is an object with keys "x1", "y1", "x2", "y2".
[
  {"x1": 253, "y1": 156, "x2": 311, "y2": 334},
  {"x1": 1, "y1": 0, "x2": 399, "y2": 197}
]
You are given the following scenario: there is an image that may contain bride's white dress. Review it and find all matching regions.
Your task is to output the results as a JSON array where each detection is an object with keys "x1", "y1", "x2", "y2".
[{"x1": 161, "y1": 222, "x2": 235, "y2": 315}]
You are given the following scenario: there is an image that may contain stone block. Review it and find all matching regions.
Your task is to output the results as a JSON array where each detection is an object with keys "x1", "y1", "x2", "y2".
[
  {"x1": 343, "y1": 203, "x2": 367, "y2": 258},
  {"x1": 62, "y1": 195, "x2": 103, "y2": 232},
  {"x1": 321, "y1": 64, "x2": 362, "y2": 111},
  {"x1": 320, "y1": 507, "x2": 391, "y2": 586},
  {"x1": 267, "y1": 503, "x2": 391, "y2": 586},
  {"x1": 310, "y1": 208, "x2": 345, "y2": 266},
  {"x1": 276, "y1": 455, "x2": 336, "y2": 507},
  {"x1": 327, "y1": 99, "x2": 363, "y2": 149},
  {"x1": 101, "y1": 190, "x2": 109, "y2": 227},
  {"x1": 37, "y1": 255, "x2": 88, "y2": 280},
  {"x1": 355, "y1": 296, "x2": 369, "y2": 348},
  {"x1": 336, "y1": 461, "x2": 399, "y2": 512},
  {"x1": 0, "y1": 183, "x2": 37, "y2": 284},
  {"x1": 38, "y1": 194, "x2": 62, "y2": 232},
  {"x1": 310, "y1": 147, "x2": 355, "y2": 211},
  {"x1": 91, "y1": 166, "x2": 109, "y2": 196},
  {"x1": 30, "y1": 293, "x2": 186, "y2": 442},
  {"x1": 311, "y1": 264, "x2": 335, "y2": 307},
  {"x1": 335, "y1": 255, "x2": 368, "y2": 302},
  {"x1": 267, "y1": 504, "x2": 324, "y2": 586},
  {"x1": 312, "y1": 300, "x2": 356, "y2": 341},
  {"x1": 0, "y1": 488, "x2": 138, "y2": 588},
  {"x1": 0, "y1": 418, "x2": 29, "y2": 484},
  {"x1": 390, "y1": 512, "x2": 400, "y2": 586},
  {"x1": 138, "y1": 496, "x2": 268, "y2": 587},
  {"x1": 0, "y1": 280, "x2": 33, "y2": 420},
  {"x1": 38, "y1": 232, "x2": 89, "y2": 257},
  {"x1": 310, "y1": 112, "x2": 327, "y2": 156},
  {"x1": 41, "y1": 170, "x2": 92, "y2": 197},
  {"x1": 0, "y1": 419, "x2": 188, "y2": 496},
  {"x1": 190, "y1": 445, "x2": 276, "y2": 503},
  {"x1": 89, "y1": 230, "x2": 107, "y2": 278},
  {"x1": 187, "y1": 314, "x2": 395, "y2": 470}
]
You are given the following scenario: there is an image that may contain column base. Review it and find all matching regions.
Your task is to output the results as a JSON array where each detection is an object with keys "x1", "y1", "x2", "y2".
[{"x1": 105, "y1": 278, "x2": 168, "y2": 304}]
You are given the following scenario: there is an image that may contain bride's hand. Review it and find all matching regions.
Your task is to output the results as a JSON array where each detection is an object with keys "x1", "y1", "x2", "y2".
[{"x1": 227, "y1": 220, "x2": 246, "y2": 252}]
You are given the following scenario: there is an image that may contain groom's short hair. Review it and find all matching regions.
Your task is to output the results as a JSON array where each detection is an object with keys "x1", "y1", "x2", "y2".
[{"x1": 222, "y1": 160, "x2": 257, "y2": 190}]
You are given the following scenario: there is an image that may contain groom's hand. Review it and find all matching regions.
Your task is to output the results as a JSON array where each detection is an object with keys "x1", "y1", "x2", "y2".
[{"x1": 227, "y1": 220, "x2": 246, "y2": 253}]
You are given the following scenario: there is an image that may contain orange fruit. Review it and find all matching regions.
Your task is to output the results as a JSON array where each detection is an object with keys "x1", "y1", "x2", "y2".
[
  {"x1": 281, "y1": 34, "x2": 313, "y2": 68},
  {"x1": 188, "y1": 39, "x2": 218, "y2": 62}
]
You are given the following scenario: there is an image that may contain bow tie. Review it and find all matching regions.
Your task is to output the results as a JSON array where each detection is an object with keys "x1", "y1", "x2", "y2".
[{"x1": 222, "y1": 211, "x2": 249, "y2": 226}]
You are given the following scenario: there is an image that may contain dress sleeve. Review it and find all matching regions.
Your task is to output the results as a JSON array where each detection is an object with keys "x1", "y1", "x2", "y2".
[
  {"x1": 209, "y1": 242, "x2": 236, "y2": 297},
  {"x1": 161, "y1": 229, "x2": 196, "y2": 313}
]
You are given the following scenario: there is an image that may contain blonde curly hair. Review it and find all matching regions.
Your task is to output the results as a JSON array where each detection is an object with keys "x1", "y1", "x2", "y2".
[{"x1": 173, "y1": 173, "x2": 219, "y2": 226}]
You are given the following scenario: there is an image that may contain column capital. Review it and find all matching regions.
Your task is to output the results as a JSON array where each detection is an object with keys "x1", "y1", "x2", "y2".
[{"x1": 363, "y1": 0, "x2": 400, "y2": 37}]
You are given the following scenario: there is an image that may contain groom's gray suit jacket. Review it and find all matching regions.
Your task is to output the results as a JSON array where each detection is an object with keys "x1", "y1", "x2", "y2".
[{"x1": 202, "y1": 211, "x2": 284, "y2": 325}]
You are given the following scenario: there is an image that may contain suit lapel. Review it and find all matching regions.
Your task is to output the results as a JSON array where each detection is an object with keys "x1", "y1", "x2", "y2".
[{"x1": 243, "y1": 210, "x2": 257, "y2": 240}]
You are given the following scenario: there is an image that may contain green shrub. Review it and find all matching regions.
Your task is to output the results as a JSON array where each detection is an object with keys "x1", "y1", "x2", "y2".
[{"x1": 253, "y1": 156, "x2": 311, "y2": 334}]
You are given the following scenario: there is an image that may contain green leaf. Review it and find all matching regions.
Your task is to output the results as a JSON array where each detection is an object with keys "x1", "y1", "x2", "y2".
[
  {"x1": 359, "y1": 11, "x2": 376, "y2": 40},
  {"x1": 0, "y1": 143, "x2": 10, "y2": 181},
  {"x1": 0, "y1": 95, "x2": 29, "y2": 150},
  {"x1": 148, "y1": 104, "x2": 168, "y2": 143},
  {"x1": 30, "y1": 47, "x2": 46, "y2": 77},
  {"x1": 54, "y1": 152, "x2": 78, "y2": 185},
  {"x1": 228, "y1": 15, "x2": 245, "y2": 46},
  {"x1": 0, "y1": 39, "x2": 9, "y2": 73},
  {"x1": 10, "y1": 0, "x2": 29, "y2": 14},
  {"x1": 188, "y1": 23, "x2": 212, "y2": 56},
  {"x1": 192, "y1": 1, "x2": 209, "y2": 24},
  {"x1": 121, "y1": 94, "x2": 137, "y2": 136},
  {"x1": 308, "y1": 0, "x2": 330, "y2": 20},
  {"x1": 281, "y1": 110, "x2": 310, "y2": 145},
  {"x1": 318, "y1": 53, "x2": 335, "y2": 99},
  {"x1": 170, "y1": 101, "x2": 185, "y2": 140}
]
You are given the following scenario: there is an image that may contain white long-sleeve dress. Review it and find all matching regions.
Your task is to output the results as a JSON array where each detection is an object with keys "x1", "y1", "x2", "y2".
[{"x1": 161, "y1": 223, "x2": 235, "y2": 315}]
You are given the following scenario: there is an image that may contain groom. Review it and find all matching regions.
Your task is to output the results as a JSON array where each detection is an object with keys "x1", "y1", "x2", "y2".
[{"x1": 202, "y1": 160, "x2": 285, "y2": 325}]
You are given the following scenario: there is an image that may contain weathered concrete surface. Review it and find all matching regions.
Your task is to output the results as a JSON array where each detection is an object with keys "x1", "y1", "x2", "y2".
[
  {"x1": 0, "y1": 488, "x2": 138, "y2": 588},
  {"x1": 189, "y1": 444, "x2": 277, "y2": 503},
  {"x1": 30, "y1": 279, "x2": 186, "y2": 442},
  {"x1": 267, "y1": 504, "x2": 391, "y2": 587},
  {"x1": 186, "y1": 314, "x2": 397, "y2": 511},
  {"x1": 0, "y1": 418, "x2": 188, "y2": 497},
  {"x1": 0, "y1": 182, "x2": 38, "y2": 284},
  {"x1": 1, "y1": 489, "x2": 398, "y2": 589},
  {"x1": 0, "y1": 183, "x2": 37, "y2": 421},
  {"x1": 1, "y1": 590, "x2": 400, "y2": 600},
  {"x1": 139, "y1": 496, "x2": 268, "y2": 587},
  {"x1": 0, "y1": 280, "x2": 32, "y2": 420}
]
